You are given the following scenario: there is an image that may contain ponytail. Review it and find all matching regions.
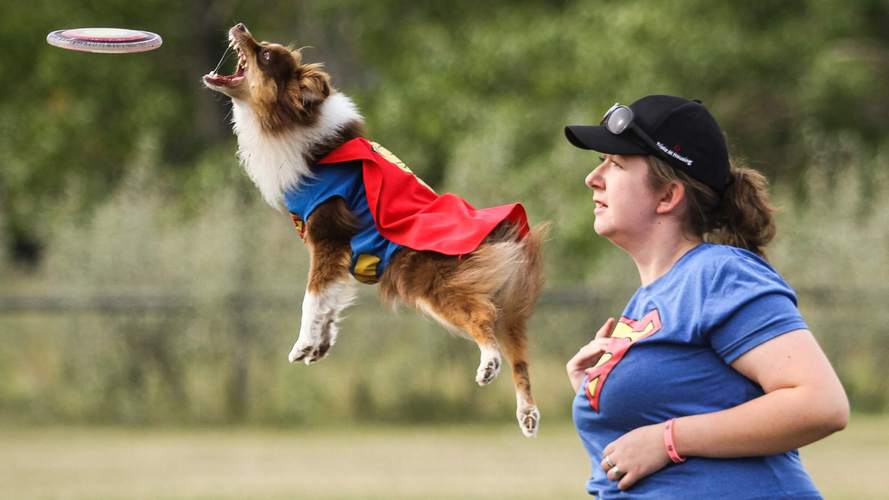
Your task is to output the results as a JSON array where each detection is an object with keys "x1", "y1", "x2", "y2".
[
  {"x1": 710, "y1": 167, "x2": 776, "y2": 258},
  {"x1": 646, "y1": 157, "x2": 776, "y2": 259}
]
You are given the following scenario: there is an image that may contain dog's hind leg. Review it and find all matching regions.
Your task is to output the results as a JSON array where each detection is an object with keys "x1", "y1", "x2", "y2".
[
  {"x1": 422, "y1": 294, "x2": 503, "y2": 386},
  {"x1": 496, "y1": 223, "x2": 548, "y2": 437},
  {"x1": 288, "y1": 199, "x2": 358, "y2": 365},
  {"x1": 497, "y1": 314, "x2": 539, "y2": 437}
]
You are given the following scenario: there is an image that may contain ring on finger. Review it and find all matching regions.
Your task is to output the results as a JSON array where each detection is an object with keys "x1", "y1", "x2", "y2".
[
  {"x1": 611, "y1": 466, "x2": 624, "y2": 478},
  {"x1": 604, "y1": 455, "x2": 615, "y2": 468}
]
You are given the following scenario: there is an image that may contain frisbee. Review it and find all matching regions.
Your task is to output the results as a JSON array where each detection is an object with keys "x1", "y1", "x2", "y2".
[{"x1": 47, "y1": 28, "x2": 162, "y2": 54}]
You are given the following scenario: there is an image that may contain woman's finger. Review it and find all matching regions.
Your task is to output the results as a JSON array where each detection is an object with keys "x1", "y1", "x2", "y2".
[
  {"x1": 585, "y1": 338, "x2": 610, "y2": 350},
  {"x1": 568, "y1": 344, "x2": 605, "y2": 372},
  {"x1": 608, "y1": 465, "x2": 625, "y2": 481},
  {"x1": 595, "y1": 317, "x2": 616, "y2": 339},
  {"x1": 618, "y1": 471, "x2": 637, "y2": 490}
]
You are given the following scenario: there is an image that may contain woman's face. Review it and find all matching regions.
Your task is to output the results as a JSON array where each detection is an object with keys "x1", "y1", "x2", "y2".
[{"x1": 585, "y1": 154, "x2": 662, "y2": 246}]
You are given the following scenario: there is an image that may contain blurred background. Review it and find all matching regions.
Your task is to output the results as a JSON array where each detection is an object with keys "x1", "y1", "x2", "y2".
[{"x1": 1, "y1": 1, "x2": 888, "y2": 498}]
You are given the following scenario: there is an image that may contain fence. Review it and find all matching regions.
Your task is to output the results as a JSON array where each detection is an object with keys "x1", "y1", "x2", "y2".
[{"x1": 0, "y1": 286, "x2": 886, "y2": 425}]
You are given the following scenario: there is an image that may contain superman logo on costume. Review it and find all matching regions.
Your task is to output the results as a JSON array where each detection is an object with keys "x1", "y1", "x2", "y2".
[
  {"x1": 584, "y1": 309, "x2": 662, "y2": 412},
  {"x1": 368, "y1": 142, "x2": 435, "y2": 192}
]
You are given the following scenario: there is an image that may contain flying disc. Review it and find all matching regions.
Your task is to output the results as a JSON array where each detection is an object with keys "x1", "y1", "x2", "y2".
[{"x1": 47, "y1": 28, "x2": 162, "y2": 54}]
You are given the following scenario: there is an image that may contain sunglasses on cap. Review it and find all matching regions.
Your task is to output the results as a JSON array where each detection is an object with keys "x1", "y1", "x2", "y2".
[{"x1": 601, "y1": 103, "x2": 674, "y2": 165}]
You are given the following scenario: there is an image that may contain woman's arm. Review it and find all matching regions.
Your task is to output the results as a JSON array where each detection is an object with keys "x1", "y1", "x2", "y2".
[
  {"x1": 672, "y1": 328, "x2": 849, "y2": 457},
  {"x1": 601, "y1": 329, "x2": 848, "y2": 490}
]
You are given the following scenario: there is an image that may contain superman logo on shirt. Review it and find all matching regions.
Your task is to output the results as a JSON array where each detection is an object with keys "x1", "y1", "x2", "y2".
[{"x1": 584, "y1": 309, "x2": 662, "y2": 412}]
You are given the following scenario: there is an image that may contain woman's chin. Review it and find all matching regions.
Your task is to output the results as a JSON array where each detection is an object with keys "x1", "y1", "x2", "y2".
[{"x1": 593, "y1": 220, "x2": 610, "y2": 237}]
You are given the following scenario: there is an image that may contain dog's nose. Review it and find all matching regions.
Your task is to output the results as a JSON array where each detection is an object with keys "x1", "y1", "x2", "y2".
[{"x1": 234, "y1": 23, "x2": 246, "y2": 32}]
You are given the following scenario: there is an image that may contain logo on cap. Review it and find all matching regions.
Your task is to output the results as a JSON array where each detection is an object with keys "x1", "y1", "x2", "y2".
[{"x1": 656, "y1": 141, "x2": 693, "y2": 166}]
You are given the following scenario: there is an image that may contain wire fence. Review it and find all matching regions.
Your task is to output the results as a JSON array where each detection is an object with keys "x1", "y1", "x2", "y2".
[
  {"x1": 0, "y1": 288, "x2": 616, "y2": 314},
  {"x1": 0, "y1": 287, "x2": 886, "y2": 425}
]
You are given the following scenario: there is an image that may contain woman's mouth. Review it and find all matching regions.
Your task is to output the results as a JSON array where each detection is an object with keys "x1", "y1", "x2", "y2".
[{"x1": 594, "y1": 199, "x2": 607, "y2": 214}]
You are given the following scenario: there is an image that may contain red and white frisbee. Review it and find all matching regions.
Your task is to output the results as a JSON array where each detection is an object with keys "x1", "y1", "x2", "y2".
[{"x1": 47, "y1": 28, "x2": 162, "y2": 54}]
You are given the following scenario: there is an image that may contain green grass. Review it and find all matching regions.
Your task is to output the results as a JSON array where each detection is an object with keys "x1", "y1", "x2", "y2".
[{"x1": 1, "y1": 415, "x2": 886, "y2": 499}]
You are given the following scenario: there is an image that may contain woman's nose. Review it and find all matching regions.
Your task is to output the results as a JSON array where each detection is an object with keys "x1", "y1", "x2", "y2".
[{"x1": 585, "y1": 164, "x2": 603, "y2": 190}]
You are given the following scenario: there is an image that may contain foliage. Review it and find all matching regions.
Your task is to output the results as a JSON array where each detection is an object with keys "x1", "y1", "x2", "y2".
[
  {"x1": 0, "y1": 160, "x2": 886, "y2": 424},
  {"x1": 330, "y1": 0, "x2": 889, "y2": 272},
  {"x1": 0, "y1": 2, "x2": 888, "y2": 423},
  {"x1": 2, "y1": 0, "x2": 888, "y2": 269}
]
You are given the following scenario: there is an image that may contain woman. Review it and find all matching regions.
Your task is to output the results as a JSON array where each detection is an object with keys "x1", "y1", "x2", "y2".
[{"x1": 563, "y1": 95, "x2": 848, "y2": 498}]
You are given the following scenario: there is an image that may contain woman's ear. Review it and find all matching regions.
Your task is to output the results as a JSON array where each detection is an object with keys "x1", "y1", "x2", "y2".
[{"x1": 655, "y1": 180, "x2": 686, "y2": 215}]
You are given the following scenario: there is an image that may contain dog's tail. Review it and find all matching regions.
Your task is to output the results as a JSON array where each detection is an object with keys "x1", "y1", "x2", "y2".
[
  {"x1": 507, "y1": 222, "x2": 550, "y2": 314},
  {"x1": 445, "y1": 221, "x2": 549, "y2": 302}
]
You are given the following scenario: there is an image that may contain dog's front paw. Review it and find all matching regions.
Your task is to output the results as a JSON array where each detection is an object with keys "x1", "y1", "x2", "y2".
[
  {"x1": 475, "y1": 349, "x2": 502, "y2": 386},
  {"x1": 517, "y1": 405, "x2": 540, "y2": 437},
  {"x1": 289, "y1": 316, "x2": 339, "y2": 365},
  {"x1": 288, "y1": 338, "x2": 332, "y2": 365}
]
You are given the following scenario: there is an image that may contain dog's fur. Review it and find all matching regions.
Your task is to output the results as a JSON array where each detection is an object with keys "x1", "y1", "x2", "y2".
[{"x1": 203, "y1": 24, "x2": 547, "y2": 436}]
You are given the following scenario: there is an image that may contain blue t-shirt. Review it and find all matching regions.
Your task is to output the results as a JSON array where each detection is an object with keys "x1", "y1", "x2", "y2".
[
  {"x1": 283, "y1": 160, "x2": 403, "y2": 284},
  {"x1": 572, "y1": 243, "x2": 821, "y2": 499}
]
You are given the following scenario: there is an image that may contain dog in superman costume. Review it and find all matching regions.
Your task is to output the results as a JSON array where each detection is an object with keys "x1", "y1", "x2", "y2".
[{"x1": 204, "y1": 23, "x2": 547, "y2": 437}]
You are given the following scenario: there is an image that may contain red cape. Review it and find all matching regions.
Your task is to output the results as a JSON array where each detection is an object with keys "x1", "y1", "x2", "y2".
[{"x1": 318, "y1": 138, "x2": 529, "y2": 255}]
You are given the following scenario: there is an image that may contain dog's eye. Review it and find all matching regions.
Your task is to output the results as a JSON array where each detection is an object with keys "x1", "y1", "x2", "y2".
[{"x1": 261, "y1": 49, "x2": 272, "y2": 63}]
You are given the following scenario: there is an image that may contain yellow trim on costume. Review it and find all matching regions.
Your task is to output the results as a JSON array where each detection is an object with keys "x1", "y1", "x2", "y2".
[
  {"x1": 290, "y1": 213, "x2": 306, "y2": 240},
  {"x1": 369, "y1": 141, "x2": 435, "y2": 193},
  {"x1": 353, "y1": 254, "x2": 381, "y2": 284}
]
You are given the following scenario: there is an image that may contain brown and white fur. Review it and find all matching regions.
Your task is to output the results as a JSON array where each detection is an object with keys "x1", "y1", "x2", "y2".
[{"x1": 203, "y1": 23, "x2": 547, "y2": 436}]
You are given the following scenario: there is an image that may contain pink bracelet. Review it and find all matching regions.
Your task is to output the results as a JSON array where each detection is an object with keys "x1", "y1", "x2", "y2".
[{"x1": 664, "y1": 418, "x2": 686, "y2": 463}]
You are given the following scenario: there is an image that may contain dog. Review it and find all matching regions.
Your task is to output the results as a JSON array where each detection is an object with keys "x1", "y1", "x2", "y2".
[{"x1": 203, "y1": 23, "x2": 547, "y2": 437}]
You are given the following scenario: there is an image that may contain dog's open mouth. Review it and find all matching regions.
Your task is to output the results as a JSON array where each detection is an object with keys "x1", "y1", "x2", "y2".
[
  {"x1": 203, "y1": 24, "x2": 255, "y2": 89},
  {"x1": 203, "y1": 40, "x2": 247, "y2": 87}
]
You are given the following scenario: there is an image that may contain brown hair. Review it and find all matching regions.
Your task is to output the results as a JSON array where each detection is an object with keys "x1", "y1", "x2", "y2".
[{"x1": 646, "y1": 156, "x2": 776, "y2": 258}]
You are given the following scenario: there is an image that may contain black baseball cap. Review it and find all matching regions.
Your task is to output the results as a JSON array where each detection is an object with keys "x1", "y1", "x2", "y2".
[{"x1": 565, "y1": 95, "x2": 730, "y2": 194}]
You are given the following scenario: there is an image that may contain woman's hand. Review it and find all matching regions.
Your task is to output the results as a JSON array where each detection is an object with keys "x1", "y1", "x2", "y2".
[
  {"x1": 566, "y1": 317, "x2": 616, "y2": 392},
  {"x1": 600, "y1": 422, "x2": 672, "y2": 490}
]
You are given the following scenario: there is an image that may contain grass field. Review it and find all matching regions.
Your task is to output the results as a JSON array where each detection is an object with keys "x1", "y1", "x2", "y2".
[{"x1": 2, "y1": 414, "x2": 887, "y2": 499}]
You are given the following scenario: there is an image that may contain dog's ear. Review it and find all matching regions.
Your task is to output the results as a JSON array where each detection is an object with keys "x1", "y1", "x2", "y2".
[
  {"x1": 297, "y1": 63, "x2": 331, "y2": 106},
  {"x1": 288, "y1": 46, "x2": 304, "y2": 65}
]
